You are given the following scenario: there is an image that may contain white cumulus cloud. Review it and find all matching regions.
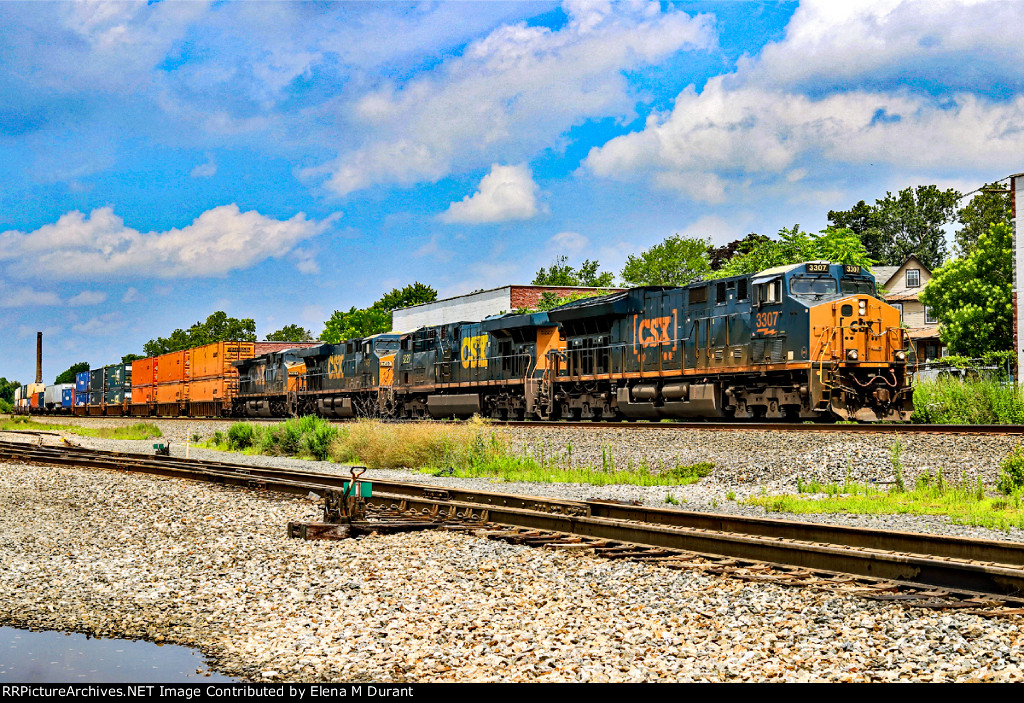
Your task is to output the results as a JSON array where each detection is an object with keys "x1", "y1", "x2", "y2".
[
  {"x1": 67, "y1": 290, "x2": 108, "y2": 307},
  {"x1": 584, "y1": 0, "x2": 1024, "y2": 202},
  {"x1": 0, "y1": 204, "x2": 338, "y2": 279},
  {"x1": 442, "y1": 164, "x2": 543, "y2": 224},
  {"x1": 313, "y1": 1, "x2": 716, "y2": 195}
]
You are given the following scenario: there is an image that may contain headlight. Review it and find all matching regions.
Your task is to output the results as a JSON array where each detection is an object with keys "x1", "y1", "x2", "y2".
[
  {"x1": 858, "y1": 300, "x2": 867, "y2": 315},
  {"x1": 895, "y1": 351, "x2": 906, "y2": 361},
  {"x1": 847, "y1": 349, "x2": 859, "y2": 361}
]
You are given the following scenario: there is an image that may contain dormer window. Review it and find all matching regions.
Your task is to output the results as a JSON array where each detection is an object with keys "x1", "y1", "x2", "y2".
[{"x1": 906, "y1": 269, "x2": 920, "y2": 288}]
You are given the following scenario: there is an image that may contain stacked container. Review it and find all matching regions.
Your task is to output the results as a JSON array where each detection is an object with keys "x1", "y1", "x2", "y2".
[
  {"x1": 61, "y1": 387, "x2": 75, "y2": 409},
  {"x1": 88, "y1": 368, "x2": 105, "y2": 412},
  {"x1": 130, "y1": 357, "x2": 158, "y2": 415},
  {"x1": 187, "y1": 341, "x2": 256, "y2": 416},
  {"x1": 154, "y1": 349, "x2": 190, "y2": 415},
  {"x1": 74, "y1": 371, "x2": 90, "y2": 412},
  {"x1": 102, "y1": 363, "x2": 132, "y2": 414}
]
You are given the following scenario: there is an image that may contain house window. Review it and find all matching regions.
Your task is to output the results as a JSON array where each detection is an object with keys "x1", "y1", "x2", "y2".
[
  {"x1": 906, "y1": 269, "x2": 920, "y2": 288},
  {"x1": 891, "y1": 303, "x2": 903, "y2": 321},
  {"x1": 925, "y1": 306, "x2": 937, "y2": 324}
]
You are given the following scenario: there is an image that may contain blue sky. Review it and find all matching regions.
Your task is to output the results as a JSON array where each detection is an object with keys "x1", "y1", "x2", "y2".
[{"x1": 1, "y1": 0, "x2": 1022, "y2": 383}]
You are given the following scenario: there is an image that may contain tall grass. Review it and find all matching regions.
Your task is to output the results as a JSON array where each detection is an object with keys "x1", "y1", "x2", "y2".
[
  {"x1": 211, "y1": 417, "x2": 714, "y2": 487},
  {"x1": 912, "y1": 377, "x2": 1024, "y2": 424},
  {"x1": 750, "y1": 469, "x2": 1024, "y2": 530},
  {"x1": 0, "y1": 416, "x2": 162, "y2": 439}
]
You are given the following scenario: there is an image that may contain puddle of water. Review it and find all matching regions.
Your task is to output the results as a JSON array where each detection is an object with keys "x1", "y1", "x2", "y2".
[{"x1": 0, "y1": 627, "x2": 237, "y2": 682}]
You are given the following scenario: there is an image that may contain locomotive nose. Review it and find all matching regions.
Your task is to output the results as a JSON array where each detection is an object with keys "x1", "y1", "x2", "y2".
[{"x1": 809, "y1": 294, "x2": 906, "y2": 365}]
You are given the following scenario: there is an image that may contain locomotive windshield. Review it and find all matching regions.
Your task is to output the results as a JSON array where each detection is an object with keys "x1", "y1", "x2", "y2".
[
  {"x1": 840, "y1": 278, "x2": 875, "y2": 296},
  {"x1": 789, "y1": 275, "x2": 838, "y2": 298},
  {"x1": 374, "y1": 339, "x2": 400, "y2": 355}
]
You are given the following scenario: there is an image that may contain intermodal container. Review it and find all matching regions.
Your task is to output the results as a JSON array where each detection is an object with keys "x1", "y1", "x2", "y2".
[
  {"x1": 76, "y1": 371, "x2": 90, "y2": 393},
  {"x1": 155, "y1": 383, "x2": 187, "y2": 404},
  {"x1": 131, "y1": 358, "x2": 157, "y2": 388},
  {"x1": 104, "y1": 388, "x2": 126, "y2": 405},
  {"x1": 156, "y1": 350, "x2": 190, "y2": 384},
  {"x1": 31, "y1": 392, "x2": 41, "y2": 408},
  {"x1": 105, "y1": 364, "x2": 126, "y2": 388},
  {"x1": 191, "y1": 341, "x2": 256, "y2": 380},
  {"x1": 75, "y1": 391, "x2": 88, "y2": 407},
  {"x1": 14, "y1": 386, "x2": 21, "y2": 403},
  {"x1": 132, "y1": 385, "x2": 154, "y2": 404},
  {"x1": 45, "y1": 384, "x2": 73, "y2": 408},
  {"x1": 89, "y1": 390, "x2": 104, "y2": 405},
  {"x1": 187, "y1": 378, "x2": 234, "y2": 403},
  {"x1": 62, "y1": 388, "x2": 74, "y2": 408},
  {"x1": 90, "y1": 368, "x2": 105, "y2": 392}
]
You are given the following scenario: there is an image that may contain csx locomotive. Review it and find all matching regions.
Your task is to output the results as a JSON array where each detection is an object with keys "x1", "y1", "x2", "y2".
[{"x1": 235, "y1": 261, "x2": 913, "y2": 422}]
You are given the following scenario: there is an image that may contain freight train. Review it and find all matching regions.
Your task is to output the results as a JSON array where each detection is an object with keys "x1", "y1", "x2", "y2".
[{"x1": 21, "y1": 261, "x2": 914, "y2": 422}]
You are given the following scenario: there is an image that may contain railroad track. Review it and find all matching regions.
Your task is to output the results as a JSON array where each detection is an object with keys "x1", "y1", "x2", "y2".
[
  {"x1": 2, "y1": 438, "x2": 1024, "y2": 614},
  {"x1": 19, "y1": 415, "x2": 1024, "y2": 434}
]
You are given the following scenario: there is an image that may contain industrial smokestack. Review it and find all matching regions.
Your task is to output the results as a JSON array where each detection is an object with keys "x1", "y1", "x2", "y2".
[{"x1": 36, "y1": 332, "x2": 42, "y2": 384}]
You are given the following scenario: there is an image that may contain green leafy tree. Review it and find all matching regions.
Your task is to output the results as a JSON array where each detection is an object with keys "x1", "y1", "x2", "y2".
[
  {"x1": 121, "y1": 353, "x2": 145, "y2": 364},
  {"x1": 533, "y1": 256, "x2": 615, "y2": 287},
  {"x1": 142, "y1": 312, "x2": 257, "y2": 356},
  {"x1": 0, "y1": 377, "x2": 22, "y2": 404},
  {"x1": 321, "y1": 306, "x2": 392, "y2": 343},
  {"x1": 709, "y1": 226, "x2": 875, "y2": 279},
  {"x1": 55, "y1": 362, "x2": 90, "y2": 384},
  {"x1": 708, "y1": 233, "x2": 770, "y2": 271},
  {"x1": 620, "y1": 235, "x2": 712, "y2": 286},
  {"x1": 919, "y1": 222, "x2": 1012, "y2": 357},
  {"x1": 265, "y1": 325, "x2": 314, "y2": 342},
  {"x1": 320, "y1": 282, "x2": 437, "y2": 343},
  {"x1": 955, "y1": 183, "x2": 1012, "y2": 257},
  {"x1": 829, "y1": 186, "x2": 959, "y2": 269},
  {"x1": 375, "y1": 282, "x2": 437, "y2": 312}
]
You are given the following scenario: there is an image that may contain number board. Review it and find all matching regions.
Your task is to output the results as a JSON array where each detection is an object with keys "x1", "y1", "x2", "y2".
[
  {"x1": 843, "y1": 264, "x2": 861, "y2": 274},
  {"x1": 805, "y1": 263, "x2": 829, "y2": 273}
]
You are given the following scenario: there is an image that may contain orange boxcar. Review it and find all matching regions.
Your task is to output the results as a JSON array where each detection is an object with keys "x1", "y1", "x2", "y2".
[
  {"x1": 191, "y1": 341, "x2": 256, "y2": 380},
  {"x1": 156, "y1": 351, "x2": 190, "y2": 384}
]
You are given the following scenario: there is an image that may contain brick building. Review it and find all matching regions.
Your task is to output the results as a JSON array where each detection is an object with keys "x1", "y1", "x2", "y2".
[{"x1": 392, "y1": 284, "x2": 624, "y2": 331}]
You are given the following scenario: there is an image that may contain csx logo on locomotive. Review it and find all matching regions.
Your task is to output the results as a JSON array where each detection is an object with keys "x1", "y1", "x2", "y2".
[{"x1": 461, "y1": 335, "x2": 488, "y2": 368}]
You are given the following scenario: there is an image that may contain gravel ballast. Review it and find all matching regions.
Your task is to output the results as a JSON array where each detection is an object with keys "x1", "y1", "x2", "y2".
[{"x1": 3, "y1": 417, "x2": 1024, "y2": 682}]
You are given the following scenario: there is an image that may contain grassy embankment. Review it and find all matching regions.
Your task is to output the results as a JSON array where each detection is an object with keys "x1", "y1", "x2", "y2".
[
  {"x1": 746, "y1": 439, "x2": 1024, "y2": 531},
  {"x1": 911, "y1": 377, "x2": 1024, "y2": 424},
  {"x1": 0, "y1": 415, "x2": 163, "y2": 439},
  {"x1": 201, "y1": 416, "x2": 713, "y2": 487}
]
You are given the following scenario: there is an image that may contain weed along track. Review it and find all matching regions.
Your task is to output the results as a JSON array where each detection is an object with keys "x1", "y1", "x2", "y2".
[{"x1": 3, "y1": 439, "x2": 1024, "y2": 615}]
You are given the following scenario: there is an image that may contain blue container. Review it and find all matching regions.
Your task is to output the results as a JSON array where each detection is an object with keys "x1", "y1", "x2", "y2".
[
  {"x1": 62, "y1": 388, "x2": 74, "y2": 408},
  {"x1": 76, "y1": 371, "x2": 90, "y2": 393},
  {"x1": 75, "y1": 391, "x2": 87, "y2": 407}
]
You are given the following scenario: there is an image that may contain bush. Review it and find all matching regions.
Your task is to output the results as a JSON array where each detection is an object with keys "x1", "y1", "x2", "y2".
[
  {"x1": 998, "y1": 447, "x2": 1024, "y2": 495},
  {"x1": 227, "y1": 422, "x2": 258, "y2": 450},
  {"x1": 912, "y1": 378, "x2": 1024, "y2": 424}
]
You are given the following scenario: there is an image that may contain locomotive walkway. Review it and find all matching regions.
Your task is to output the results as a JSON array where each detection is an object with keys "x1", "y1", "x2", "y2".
[{"x1": 2, "y1": 438, "x2": 1024, "y2": 613}]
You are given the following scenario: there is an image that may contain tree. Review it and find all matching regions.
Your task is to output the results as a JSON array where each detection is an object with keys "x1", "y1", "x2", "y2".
[
  {"x1": 709, "y1": 225, "x2": 876, "y2": 279},
  {"x1": 321, "y1": 306, "x2": 392, "y2": 343},
  {"x1": 829, "y1": 186, "x2": 959, "y2": 269},
  {"x1": 919, "y1": 222, "x2": 1012, "y2": 357},
  {"x1": 55, "y1": 362, "x2": 90, "y2": 384},
  {"x1": 955, "y1": 183, "x2": 1012, "y2": 257},
  {"x1": 266, "y1": 325, "x2": 314, "y2": 342},
  {"x1": 142, "y1": 311, "x2": 257, "y2": 356},
  {"x1": 708, "y1": 233, "x2": 770, "y2": 271},
  {"x1": 121, "y1": 353, "x2": 145, "y2": 364},
  {"x1": 0, "y1": 377, "x2": 21, "y2": 404},
  {"x1": 620, "y1": 235, "x2": 711, "y2": 287},
  {"x1": 375, "y1": 282, "x2": 437, "y2": 311},
  {"x1": 532, "y1": 256, "x2": 615, "y2": 287},
  {"x1": 320, "y1": 282, "x2": 438, "y2": 343}
]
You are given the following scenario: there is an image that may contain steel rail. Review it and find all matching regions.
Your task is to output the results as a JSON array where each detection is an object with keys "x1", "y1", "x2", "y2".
[
  {"x1": 20, "y1": 416, "x2": 1024, "y2": 434},
  {"x1": 3, "y1": 440, "x2": 1024, "y2": 600}
]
